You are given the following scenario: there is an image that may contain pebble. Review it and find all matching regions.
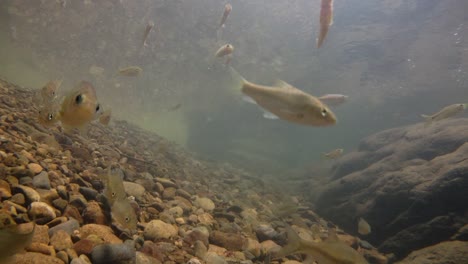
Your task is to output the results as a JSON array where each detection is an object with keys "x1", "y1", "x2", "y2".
[
  {"x1": 162, "y1": 187, "x2": 176, "y2": 200},
  {"x1": 13, "y1": 184, "x2": 40, "y2": 202},
  {"x1": 204, "y1": 252, "x2": 227, "y2": 264},
  {"x1": 195, "y1": 197, "x2": 215, "y2": 211},
  {"x1": 0, "y1": 179, "x2": 11, "y2": 198},
  {"x1": 255, "y1": 224, "x2": 279, "y2": 242},
  {"x1": 56, "y1": 251, "x2": 69, "y2": 264},
  {"x1": 91, "y1": 240, "x2": 136, "y2": 264},
  {"x1": 245, "y1": 238, "x2": 261, "y2": 257},
  {"x1": 12, "y1": 252, "x2": 65, "y2": 264},
  {"x1": 123, "y1": 181, "x2": 145, "y2": 200},
  {"x1": 52, "y1": 198, "x2": 69, "y2": 211},
  {"x1": 73, "y1": 235, "x2": 105, "y2": 255},
  {"x1": 26, "y1": 242, "x2": 56, "y2": 256},
  {"x1": 156, "y1": 177, "x2": 177, "y2": 188},
  {"x1": 144, "y1": 220, "x2": 178, "y2": 240},
  {"x1": 79, "y1": 224, "x2": 122, "y2": 244},
  {"x1": 50, "y1": 230, "x2": 74, "y2": 251},
  {"x1": 10, "y1": 193, "x2": 25, "y2": 205},
  {"x1": 210, "y1": 231, "x2": 246, "y2": 251},
  {"x1": 79, "y1": 187, "x2": 98, "y2": 201},
  {"x1": 29, "y1": 201, "x2": 56, "y2": 223},
  {"x1": 32, "y1": 224, "x2": 50, "y2": 244},
  {"x1": 28, "y1": 163, "x2": 43, "y2": 174},
  {"x1": 48, "y1": 218, "x2": 80, "y2": 237},
  {"x1": 136, "y1": 251, "x2": 161, "y2": 264},
  {"x1": 168, "y1": 206, "x2": 184, "y2": 218},
  {"x1": 83, "y1": 201, "x2": 107, "y2": 225},
  {"x1": 194, "y1": 240, "x2": 207, "y2": 259},
  {"x1": 33, "y1": 171, "x2": 51, "y2": 189}
]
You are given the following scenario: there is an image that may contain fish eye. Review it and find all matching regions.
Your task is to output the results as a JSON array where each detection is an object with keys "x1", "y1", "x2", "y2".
[
  {"x1": 96, "y1": 104, "x2": 100, "y2": 112},
  {"x1": 48, "y1": 113, "x2": 53, "y2": 121},
  {"x1": 75, "y1": 94, "x2": 83, "y2": 104},
  {"x1": 297, "y1": 113, "x2": 304, "y2": 119},
  {"x1": 125, "y1": 217, "x2": 130, "y2": 222},
  {"x1": 111, "y1": 192, "x2": 116, "y2": 197},
  {"x1": 321, "y1": 108, "x2": 328, "y2": 117}
]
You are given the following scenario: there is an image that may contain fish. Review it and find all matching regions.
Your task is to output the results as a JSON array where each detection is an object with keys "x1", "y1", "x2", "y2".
[
  {"x1": 117, "y1": 66, "x2": 143, "y2": 77},
  {"x1": 40, "y1": 80, "x2": 62, "y2": 104},
  {"x1": 319, "y1": 94, "x2": 348, "y2": 106},
  {"x1": 323, "y1": 148, "x2": 343, "y2": 159},
  {"x1": 110, "y1": 197, "x2": 138, "y2": 233},
  {"x1": 0, "y1": 221, "x2": 35, "y2": 262},
  {"x1": 58, "y1": 81, "x2": 101, "y2": 131},
  {"x1": 421, "y1": 103, "x2": 467, "y2": 126},
  {"x1": 219, "y1": 3, "x2": 232, "y2": 28},
  {"x1": 215, "y1": 44, "x2": 234, "y2": 58},
  {"x1": 165, "y1": 103, "x2": 182, "y2": 112},
  {"x1": 273, "y1": 226, "x2": 369, "y2": 264},
  {"x1": 317, "y1": 0, "x2": 334, "y2": 48},
  {"x1": 358, "y1": 218, "x2": 371, "y2": 236},
  {"x1": 37, "y1": 104, "x2": 61, "y2": 128},
  {"x1": 98, "y1": 109, "x2": 112, "y2": 126},
  {"x1": 141, "y1": 20, "x2": 155, "y2": 48},
  {"x1": 230, "y1": 67, "x2": 337, "y2": 126}
]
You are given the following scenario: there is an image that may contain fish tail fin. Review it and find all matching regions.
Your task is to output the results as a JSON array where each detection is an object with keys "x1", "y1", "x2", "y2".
[
  {"x1": 228, "y1": 66, "x2": 248, "y2": 92},
  {"x1": 273, "y1": 227, "x2": 304, "y2": 259},
  {"x1": 421, "y1": 114, "x2": 432, "y2": 127}
]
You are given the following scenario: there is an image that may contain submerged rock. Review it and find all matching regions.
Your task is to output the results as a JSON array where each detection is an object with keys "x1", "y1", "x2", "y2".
[
  {"x1": 396, "y1": 241, "x2": 468, "y2": 264},
  {"x1": 315, "y1": 119, "x2": 468, "y2": 259}
]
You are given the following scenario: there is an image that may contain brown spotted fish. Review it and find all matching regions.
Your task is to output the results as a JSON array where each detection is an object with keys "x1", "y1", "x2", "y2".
[
  {"x1": 317, "y1": 0, "x2": 334, "y2": 48},
  {"x1": 421, "y1": 103, "x2": 467, "y2": 126},
  {"x1": 40, "y1": 80, "x2": 62, "y2": 104}
]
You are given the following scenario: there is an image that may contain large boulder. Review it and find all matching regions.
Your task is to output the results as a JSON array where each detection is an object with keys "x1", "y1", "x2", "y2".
[
  {"x1": 315, "y1": 118, "x2": 468, "y2": 259},
  {"x1": 396, "y1": 241, "x2": 468, "y2": 264}
]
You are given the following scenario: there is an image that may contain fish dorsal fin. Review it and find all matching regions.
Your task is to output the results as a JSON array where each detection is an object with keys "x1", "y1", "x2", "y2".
[
  {"x1": 274, "y1": 80, "x2": 295, "y2": 90},
  {"x1": 326, "y1": 228, "x2": 340, "y2": 242}
]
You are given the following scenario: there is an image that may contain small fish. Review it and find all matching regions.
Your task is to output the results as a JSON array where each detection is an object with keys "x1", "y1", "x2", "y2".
[
  {"x1": 166, "y1": 103, "x2": 182, "y2": 112},
  {"x1": 110, "y1": 198, "x2": 138, "y2": 233},
  {"x1": 141, "y1": 20, "x2": 155, "y2": 48},
  {"x1": 98, "y1": 109, "x2": 112, "y2": 126},
  {"x1": 0, "y1": 221, "x2": 35, "y2": 262},
  {"x1": 215, "y1": 44, "x2": 234, "y2": 58},
  {"x1": 317, "y1": 0, "x2": 334, "y2": 48},
  {"x1": 10, "y1": 26, "x2": 17, "y2": 41},
  {"x1": 230, "y1": 67, "x2": 337, "y2": 126},
  {"x1": 319, "y1": 94, "x2": 348, "y2": 106},
  {"x1": 421, "y1": 103, "x2": 467, "y2": 126},
  {"x1": 358, "y1": 217, "x2": 371, "y2": 236},
  {"x1": 219, "y1": 3, "x2": 232, "y2": 28},
  {"x1": 37, "y1": 104, "x2": 61, "y2": 128},
  {"x1": 274, "y1": 227, "x2": 368, "y2": 264},
  {"x1": 40, "y1": 80, "x2": 62, "y2": 104},
  {"x1": 100, "y1": 167, "x2": 127, "y2": 205},
  {"x1": 59, "y1": 81, "x2": 101, "y2": 131},
  {"x1": 323, "y1": 148, "x2": 343, "y2": 159},
  {"x1": 118, "y1": 66, "x2": 143, "y2": 77}
]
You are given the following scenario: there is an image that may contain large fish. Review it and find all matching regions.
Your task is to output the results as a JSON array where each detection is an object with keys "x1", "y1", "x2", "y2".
[
  {"x1": 230, "y1": 68, "x2": 337, "y2": 126},
  {"x1": 317, "y1": 0, "x2": 334, "y2": 48},
  {"x1": 274, "y1": 227, "x2": 369, "y2": 264},
  {"x1": 421, "y1": 103, "x2": 466, "y2": 126}
]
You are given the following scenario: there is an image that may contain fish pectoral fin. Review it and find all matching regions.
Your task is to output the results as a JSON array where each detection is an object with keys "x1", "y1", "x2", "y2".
[
  {"x1": 242, "y1": 96, "x2": 257, "y2": 105},
  {"x1": 274, "y1": 79, "x2": 295, "y2": 90},
  {"x1": 263, "y1": 111, "x2": 279, "y2": 120}
]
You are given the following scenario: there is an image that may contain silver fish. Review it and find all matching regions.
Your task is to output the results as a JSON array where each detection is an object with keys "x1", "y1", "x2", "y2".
[{"x1": 421, "y1": 103, "x2": 466, "y2": 125}]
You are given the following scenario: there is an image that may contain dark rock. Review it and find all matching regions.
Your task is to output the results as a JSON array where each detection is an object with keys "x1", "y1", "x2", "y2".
[
  {"x1": 91, "y1": 240, "x2": 136, "y2": 264},
  {"x1": 396, "y1": 241, "x2": 468, "y2": 264},
  {"x1": 255, "y1": 224, "x2": 279, "y2": 242},
  {"x1": 315, "y1": 119, "x2": 468, "y2": 260},
  {"x1": 79, "y1": 186, "x2": 99, "y2": 201}
]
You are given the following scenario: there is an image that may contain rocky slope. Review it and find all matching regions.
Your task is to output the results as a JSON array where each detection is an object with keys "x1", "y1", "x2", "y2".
[
  {"x1": 0, "y1": 78, "x2": 387, "y2": 264},
  {"x1": 315, "y1": 118, "x2": 468, "y2": 260}
]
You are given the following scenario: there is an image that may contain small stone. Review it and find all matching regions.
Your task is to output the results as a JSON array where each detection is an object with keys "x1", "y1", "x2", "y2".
[
  {"x1": 91, "y1": 240, "x2": 136, "y2": 264},
  {"x1": 156, "y1": 177, "x2": 177, "y2": 188},
  {"x1": 13, "y1": 184, "x2": 40, "y2": 203},
  {"x1": 79, "y1": 224, "x2": 122, "y2": 244},
  {"x1": 184, "y1": 227, "x2": 210, "y2": 246},
  {"x1": 168, "y1": 206, "x2": 183, "y2": 218},
  {"x1": 32, "y1": 224, "x2": 50, "y2": 244},
  {"x1": 63, "y1": 205, "x2": 84, "y2": 224},
  {"x1": 123, "y1": 181, "x2": 145, "y2": 200},
  {"x1": 198, "y1": 213, "x2": 216, "y2": 226},
  {"x1": 10, "y1": 193, "x2": 26, "y2": 205},
  {"x1": 144, "y1": 220, "x2": 178, "y2": 241},
  {"x1": 37, "y1": 188, "x2": 59, "y2": 203},
  {"x1": 204, "y1": 252, "x2": 227, "y2": 264},
  {"x1": 194, "y1": 240, "x2": 207, "y2": 259},
  {"x1": 73, "y1": 235, "x2": 105, "y2": 255},
  {"x1": 52, "y1": 198, "x2": 69, "y2": 211},
  {"x1": 175, "y1": 217, "x2": 185, "y2": 225},
  {"x1": 83, "y1": 201, "x2": 107, "y2": 225},
  {"x1": 69, "y1": 194, "x2": 88, "y2": 211},
  {"x1": 175, "y1": 189, "x2": 191, "y2": 200},
  {"x1": 33, "y1": 171, "x2": 51, "y2": 189},
  {"x1": 0, "y1": 179, "x2": 11, "y2": 198},
  {"x1": 136, "y1": 251, "x2": 161, "y2": 264},
  {"x1": 210, "y1": 231, "x2": 246, "y2": 251},
  {"x1": 28, "y1": 163, "x2": 43, "y2": 174},
  {"x1": 79, "y1": 187, "x2": 98, "y2": 201},
  {"x1": 29, "y1": 201, "x2": 56, "y2": 223},
  {"x1": 260, "y1": 240, "x2": 280, "y2": 254},
  {"x1": 255, "y1": 224, "x2": 279, "y2": 242},
  {"x1": 26, "y1": 242, "x2": 56, "y2": 256},
  {"x1": 245, "y1": 238, "x2": 261, "y2": 257},
  {"x1": 12, "y1": 252, "x2": 65, "y2": 264},
  {"x1": 48, "y1": 219, "x2": 80, "y2": 237},
  {"x1": 195, "y1": 197, "x2": 215, "y2": 211},
  {"x1": 162, "y1": 187, "x2": 176, "y2": 200},
  {"x1": 56, "y1": 251, "x2": 69, "y2": 264},
  {"x1": 50, "y1": 230, "x2": 74, "y2": 251}
]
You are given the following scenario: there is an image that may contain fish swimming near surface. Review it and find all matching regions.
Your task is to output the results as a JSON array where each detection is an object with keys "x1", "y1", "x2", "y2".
[
  {"x1": 358, "y1": 217, "x2": 371, "y2": 236},
  {"x1": 0, "y1": 220, "x2": 35, "y2": 262},
  {"x1": 319, "y1": 94, "x2": 348, "y2": 106},
  {"x1": 230, "y1": 67, "x2": 337, "y2": 126},
  {"x1": 141, "y1": 20, "x2": 154, "y2": 48},
  {"x1": 323, "y1": 148, "x2": 343, "y2": 159},
  {"x1": 219, "y1": 3, "x2": 232, "y2": 28},
  {"x1": 58, "y1": 81, "x2": 101, "y2": 132},
  {"x1": 117, "y1": 66, "x2": 143, "y2": 77},
  {"x1": 421, "y1": 103, "x2": 467, "y2": 126},
  {"x1": 273, "y1": 226, "x2": 369, "y2": 264},
  {"x1": 317, "y1": 0, "x2": 334, "y2": 48}
]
